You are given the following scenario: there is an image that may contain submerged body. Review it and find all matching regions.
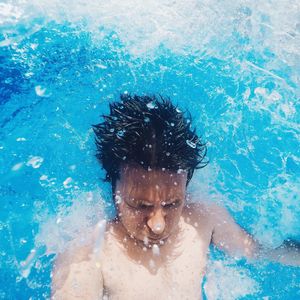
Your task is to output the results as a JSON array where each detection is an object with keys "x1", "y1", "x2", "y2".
[
  {"x1": 52, "y1": 200, "x2": 255, "y2": 300},
  {"x1": 52, "y1": 96, "x2": 299, "y2": 299}
]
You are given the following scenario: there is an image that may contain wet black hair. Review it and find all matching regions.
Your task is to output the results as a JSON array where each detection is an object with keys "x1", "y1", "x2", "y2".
[{"x1": 93, "y1": 94, "x2": 208, "y2": 190}]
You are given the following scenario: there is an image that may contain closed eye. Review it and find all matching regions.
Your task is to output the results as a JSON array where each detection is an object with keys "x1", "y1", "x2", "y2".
[
  {"x1": 163, "y1": 199, "x2": 182, "y2": 209},
  {"x1": 138, "y1": 203, "x2": 153, "y2": 209}
]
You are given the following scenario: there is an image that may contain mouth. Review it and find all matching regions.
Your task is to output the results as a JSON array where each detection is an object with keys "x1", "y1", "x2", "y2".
[{"x1": 147, "y1": 235, "x2": 169, "y2": 243}]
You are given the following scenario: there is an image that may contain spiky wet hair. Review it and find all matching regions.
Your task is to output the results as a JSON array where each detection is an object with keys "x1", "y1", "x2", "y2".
[{"x1": 93, "y1": 94, "x2": 207, "y2": 189}]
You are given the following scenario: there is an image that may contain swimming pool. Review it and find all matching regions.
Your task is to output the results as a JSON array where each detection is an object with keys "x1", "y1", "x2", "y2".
[{"x1": 1, "y1": 1, "x2": 299, "y2": 299}]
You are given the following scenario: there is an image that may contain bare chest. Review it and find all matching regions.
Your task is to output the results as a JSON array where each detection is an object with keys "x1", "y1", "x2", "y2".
[{"x1": 101, "y1": 226, "x2": 209, "y2": 300}]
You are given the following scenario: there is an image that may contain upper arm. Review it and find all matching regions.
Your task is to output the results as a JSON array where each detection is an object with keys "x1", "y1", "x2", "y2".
[
  {"x1": 51, "y1": 247, "x2": 103, "y2": 300},
  {"x1": 210, "y1": 204, "x2": 258, "y2": 259}
]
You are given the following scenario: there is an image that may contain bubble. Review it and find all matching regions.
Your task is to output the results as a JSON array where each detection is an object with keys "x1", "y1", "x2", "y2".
[
  {"x1": 166, "y1": 152, "x2": 170, "y2": 156},
  {"x1": 11, "y1": 162, "x2": 23, "y2": 171},
  {"x1": 146, "y1": 102, "x2": 157, "y2": 109},
  {"x1": 117, "y1": 130, "x2": 125, "y2": 137},
  {"x1": 115, "y1": 195, "x2": 122, "y2": 204},
  {"x1": 95, "y1": 63, "x2": 107, "y2": 69},
  {"x1": 152, "y1": 244, "x2": 160, "y2": 256},
  {"x1": 16, "y1": 137, "x2": 26, "y2": 142},
  {"x1": 144, "y1": 117, "x2": 150, "y2": 122},
  {"x1": 63, "y1": 177, "x2": 73, "y2": 188},
  {"x1": 149, "y1": 259, "x2": 155, "y2": 269},
  {"x1": 186, "y1": 139, "x2": 197, "y2": 148},
  {"x1": 35, "y1": 85, "x2": 51, "y2": 97},
  {"x1": 93, "y1": 220, "x2": 107, "y2": 254},
  {"x1": 69, "y1": 165, "x2": 76, "y2": 170},
  {"x1": 154, "y1": 223, "x2": 162, "y2": 232},
  {"x1": 109, "y1": 128, "x2": 115, "y2": 133},
  {"x1": 26, "y1": 156, "x2": 44, "y2": 169}
]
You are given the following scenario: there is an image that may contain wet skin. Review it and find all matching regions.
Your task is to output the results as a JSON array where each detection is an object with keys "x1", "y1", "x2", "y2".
[
  {"x1": 52, "y1": 165, "x2": 299, "y2": 299},
  {"x1": 115, "y1": 165, "x2": 187, "y2": 247}
]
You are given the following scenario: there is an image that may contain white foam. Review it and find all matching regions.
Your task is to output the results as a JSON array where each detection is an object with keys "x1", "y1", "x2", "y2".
[
  {"x1": 204, "y1": 259, "x2": 259, "y2": 299},
  {"x1": 34, "y1": 190, "x2": 106, "y2": 255},
  {"x1": 1, "y1": 0, "x2": 299, "y2": 70}
]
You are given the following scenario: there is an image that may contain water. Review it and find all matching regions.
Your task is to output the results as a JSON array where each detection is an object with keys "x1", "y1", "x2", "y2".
[{"x1": 1, "y1": 0, "x2": 300, "y2": 299}]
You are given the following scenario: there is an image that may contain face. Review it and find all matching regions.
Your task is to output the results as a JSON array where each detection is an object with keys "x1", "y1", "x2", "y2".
[{"x1": 115, "y1": 165, "x2": 187, "y2": 245}]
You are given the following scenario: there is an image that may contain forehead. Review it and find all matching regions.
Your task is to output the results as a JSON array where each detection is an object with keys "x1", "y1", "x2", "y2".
[{"x1": 118, "y1": 164, "x2": 187, "y2": 190}]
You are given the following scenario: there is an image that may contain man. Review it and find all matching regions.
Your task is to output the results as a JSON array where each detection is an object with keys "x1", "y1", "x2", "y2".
[{"x1": 52, "y1": 95, "x2": 299, "y2": 299}]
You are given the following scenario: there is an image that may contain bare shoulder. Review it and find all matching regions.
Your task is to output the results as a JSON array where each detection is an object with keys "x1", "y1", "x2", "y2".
[
  {"x1": 52, "y1": 239, "x2": 94, "y2": 289},
  {"x1": 183, "y1": 200, "x2": 225, "y2": 219},
  {"x1": 51, "y1": 229, "x2": 104, "y2": 299},
  {"x1": 182, "y1": 201, "x2": 226, "y2": 235}
]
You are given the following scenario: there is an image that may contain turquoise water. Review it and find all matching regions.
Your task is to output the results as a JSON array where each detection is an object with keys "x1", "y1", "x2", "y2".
[{"x1": 1, "y1": 1, "x2": 300, "y2": 299}]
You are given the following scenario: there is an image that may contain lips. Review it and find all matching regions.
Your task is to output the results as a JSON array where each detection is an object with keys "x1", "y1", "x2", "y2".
[{"x1": 148, "y1": 235, "x2": 168, "y2": 242}]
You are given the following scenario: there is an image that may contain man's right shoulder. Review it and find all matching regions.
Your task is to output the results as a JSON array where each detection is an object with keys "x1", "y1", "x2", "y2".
[{"x1": 51, "y1": 238, "x2": 104, "y2": 299}]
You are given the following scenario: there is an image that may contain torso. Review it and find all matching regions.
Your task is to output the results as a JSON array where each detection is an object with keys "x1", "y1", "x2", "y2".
[{"x1": 99, "y1": 212, "x2": 213, "y2": 300}]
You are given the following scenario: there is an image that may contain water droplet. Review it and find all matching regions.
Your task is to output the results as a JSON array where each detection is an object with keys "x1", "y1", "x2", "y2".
[
  {"x1": 152, "y1": 244, "x2": 160, "y2": 256},
  {"x1": 39, "y1": 175, "x2": 48, "y2": 180},
  {"x1": 146, "y1": 102, "x2": 157, "y2": 109},
  {"x1": 166, "y1": 152, "x2": 170, "y2": 156},
  {"x1": 115, "y1": 195, "x2": 122, "y2": 204},
  {"x1": 109, "y1": 128, "x2": 115, "y2": 133},
  {"x1": 170, "y1": 122, "x2": 174, "y2": 127},
  {"x1": 63, "y1": 177, "x2": 72, "y2": 188},
  {"x1": 143, "y1": 236, "x2": 149, "y2": 245},
  {"x1": 35, "y1": 85, "x2": 51, "y2": 97},
  {"x1": 186, "y1": 140, "x2": 197, "y2": 148},
  {"x1": 117, "y1": 130, "x2": 125, "y2": 137},
  {"x1": 144, "y1": 117, "x2": 150, "y2": 123},
  {"x1": 149, "y1": 259, "x2": 155, "y2": 269},
  {"x1": 16, "y1": 137, "x2": 26, "y2": 142},
  {"x1": 26, "y1": 156, "x2": 44, "y2": 169},
  {"x1": 69, "y1": 165, "x2": 76, "y2": 171},
  {"x1": 95, "y1": 63, "x2": 107, "y2": 69},
  {"x1": 12, "y1": 162, "x2": 23, "y2": 171},
  {"x1": 20, "y1": 238, "x2": 27, "y2": 245}
]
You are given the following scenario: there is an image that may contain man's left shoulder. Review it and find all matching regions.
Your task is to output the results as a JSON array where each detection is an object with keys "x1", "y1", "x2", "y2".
[{"x1": 182, "y1": 201, "x2": 217, "y2": 232}]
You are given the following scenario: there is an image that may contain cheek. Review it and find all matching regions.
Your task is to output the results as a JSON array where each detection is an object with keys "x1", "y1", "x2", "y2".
[
  {"x1": 165, "y1": 207, "x2": 183, "y2": 225},
  {"x1": 120, "y1": 208, "x2": 146, "y2": 228}
]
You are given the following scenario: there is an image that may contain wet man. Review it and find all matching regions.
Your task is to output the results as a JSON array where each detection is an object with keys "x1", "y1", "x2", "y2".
[{"x1": 52, "y1": 95, "x2": 299, "y2": 299}]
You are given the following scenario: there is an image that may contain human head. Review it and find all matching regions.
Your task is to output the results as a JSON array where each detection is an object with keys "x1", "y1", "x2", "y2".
[
  {"x1": 93, "y1": 94, "x2": 208, "y2": 243},
  {"x1": 93, "y1": 94, "x2": 207, "y2": 191}
]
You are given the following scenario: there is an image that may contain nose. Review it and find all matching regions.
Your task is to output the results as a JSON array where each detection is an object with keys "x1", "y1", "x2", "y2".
[{"x1": 147, "y1": 209, "x2": 166, "y2": 235}]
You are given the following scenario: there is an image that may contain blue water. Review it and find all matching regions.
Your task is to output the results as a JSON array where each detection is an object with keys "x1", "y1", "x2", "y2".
[{"x1": 1, "y1": 1, "x2": 300, "y2": 299}]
